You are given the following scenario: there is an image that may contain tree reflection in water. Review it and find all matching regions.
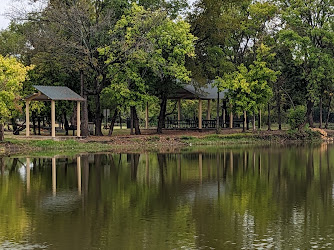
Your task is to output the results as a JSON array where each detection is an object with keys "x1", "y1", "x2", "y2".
[{"x1": 0, "y1": 144, "x2": 334, "y2": 249}]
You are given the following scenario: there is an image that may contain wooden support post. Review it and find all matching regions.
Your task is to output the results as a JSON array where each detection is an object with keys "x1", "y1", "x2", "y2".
[
  {"x1": 145, "y1": 102, "x2": 149, "y2": 129},
  {"x1": 52, "y1": 157, "x2": 56, "y2": 196},
  {"x1": 77, "y1": 101, "x2": 81, "y2": 137},
  {"x1": 198, "y1": 99, "x2": 202, "y2": 130},
  {"x1": 51, "y1": 100, "x2": 56, "y2": 138},
  {"x1": 207, "y1": 99, "x2": 211, "y2": 120},
  {"x1": 26, "y1": 101, "x2": 30, "y2": 137},
  {"x1": 77, "y1": 156, "x2": 81, "y2": 195}
]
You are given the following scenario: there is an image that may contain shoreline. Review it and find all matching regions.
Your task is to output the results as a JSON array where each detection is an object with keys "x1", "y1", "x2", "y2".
[{"x1": 1, "y1": 128, "x2": 332, "y2": 157}]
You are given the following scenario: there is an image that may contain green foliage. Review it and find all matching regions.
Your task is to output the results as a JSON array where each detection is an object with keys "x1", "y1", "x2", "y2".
[
  {"x1": 287, "y1": 105, "x2": 306, "y2": 129},
  {"x1": 180, "y1": 133, "x2": 259, "y2": 145},
  {"x1": 278, "y1": 0, "x2": 334, "y2": 105},
  {"x1": 180, "y1": 135, "x2": 195, "y2": 140},
  {"x1": 216, "y1": 44, "x2": 279, "y2": 115},
  {"x1": 0, "y1": 55, "x2": 32, "y2": 123},
  {"x1": 0, "y1": 23, "x2": 29, "y2": 61},
  {"x1": 100, "y1": 3, "x2": 196, "y2": 121},
  {"x1": 287, "y1": 128, "x2": 322, "y2": 141},
  {"x1": 3, "y1": 0, "x2": 334, "y2": 131},
  {"x1": 189, "y1": 0, "x2": 278, "y2": 80}
]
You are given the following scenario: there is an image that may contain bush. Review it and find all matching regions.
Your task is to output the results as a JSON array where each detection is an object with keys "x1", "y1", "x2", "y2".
[
  {"x1": 288, "y1": 105, "x2": 306, "y2": 129},
  {"x1": 287, "y1": 128, "x2": 322, "y2": 140}
]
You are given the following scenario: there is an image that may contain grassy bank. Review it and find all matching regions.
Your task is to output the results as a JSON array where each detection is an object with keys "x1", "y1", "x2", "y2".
[
  {"x1": 0, "y1": 128, "x2": 327, "y2": 157},
  {"x1": 1, "y1": 138, "x2": 114, "y2": 157},
  {"x1": 180, "y1": 133, "x2": 261, "y2": 145},
  {"x1": 179, "y1": 129, "x2": 325, "y2": 146}
]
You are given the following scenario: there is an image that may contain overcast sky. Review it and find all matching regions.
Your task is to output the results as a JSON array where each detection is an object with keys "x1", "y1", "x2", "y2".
[
  {"x1": 0, "y1": 0, "x2": 12, "y2": 29},
  {"x1": 0, "y1": 0, "x2": 196, "y2": 30}
]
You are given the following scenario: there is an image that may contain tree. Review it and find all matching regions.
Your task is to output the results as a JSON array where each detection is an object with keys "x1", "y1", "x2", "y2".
[
  {"x1": 20, "y1": 0, "x2": 122, "y2": 136},
  {"x1": 0, "y1": 23, "x2": 30, "y2": 61},
  {"x1": 0, "y1": 55, "x2": 32, "y2": 141},
  {"x1": 146, "y1": 15, "x2": 196, "y2": 133},
  {"x1": 278, "y1": 0, "x2": 334, "y2": 128},
  {"x1": 216, "y1": 45, "x2": 279, "y2": 132},
  {"x1": 188, "y1": 0, "x2": 277, "y2": 81},
  {"x1": 18, "y1": 0, "x2": 189, "y2": 136},
  {"x1": 101, "y1": 4, "x2": 196, "y2": 134}
]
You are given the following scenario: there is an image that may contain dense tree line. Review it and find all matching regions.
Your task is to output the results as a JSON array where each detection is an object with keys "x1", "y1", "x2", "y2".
[{"x1": 0, "y1": 0, "x2": 333, "y2": 139}]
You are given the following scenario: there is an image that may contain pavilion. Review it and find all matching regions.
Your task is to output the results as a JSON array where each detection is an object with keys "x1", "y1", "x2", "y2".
[
  {"x1": 25, "y1": 85, "x2": 85, "y2": 138},
  {"x1": 144, "y1": 82, "x2": 228, "y2": 130}
]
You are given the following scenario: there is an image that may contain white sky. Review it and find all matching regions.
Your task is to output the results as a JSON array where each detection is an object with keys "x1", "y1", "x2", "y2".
[
  {"x1": 0, "y1": 0, "x2": 196, "y2": 30},
  {"x1": 0, "y1": 0, "x2": 12, "y2": 29}
]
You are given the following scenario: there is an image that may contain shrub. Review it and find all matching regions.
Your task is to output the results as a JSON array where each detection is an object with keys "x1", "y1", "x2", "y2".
[
  {"x1": 180, "y1": 136, "x2": 195, "y2": 140},
  {"x1": 288, "y1": 105, "x2": 306, "y2": 130}
]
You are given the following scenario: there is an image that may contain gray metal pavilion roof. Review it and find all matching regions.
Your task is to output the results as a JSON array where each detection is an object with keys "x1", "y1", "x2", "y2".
[
  {"x1": 169, "y1": 81, "x2": 227, "y2": 100},
  {"x1": 25, "y1": 85, "x2": 85, "y2": 101}
]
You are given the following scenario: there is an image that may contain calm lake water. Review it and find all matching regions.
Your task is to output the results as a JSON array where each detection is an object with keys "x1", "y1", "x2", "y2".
[{"x1": 1, "y1": 144, "x2": 334, "y2": 249}]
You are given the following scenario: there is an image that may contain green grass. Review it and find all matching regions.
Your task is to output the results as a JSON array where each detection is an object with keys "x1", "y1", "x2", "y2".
[
  {"x1": 180, "y1": 133, "x2": 261, "y2": 145},
  {"x1": 2, "y1": 138, "x2": 114, "y2": 157}
]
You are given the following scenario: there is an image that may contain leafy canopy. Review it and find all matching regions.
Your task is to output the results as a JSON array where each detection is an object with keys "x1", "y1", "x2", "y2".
[
  {"x1": 0, "y1": 55, "x2": 33, "y2": 122},
  {"x1": 216, "y1": 44, "x2": 279, "y2": 115},
  {"x1": 100, "y1": 3, "x2": 196, "y2": 108}
]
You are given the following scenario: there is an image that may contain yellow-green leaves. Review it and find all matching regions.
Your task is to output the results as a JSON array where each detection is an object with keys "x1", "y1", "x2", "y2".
[
  {"x1": 216, "y1": 45, "x2": 279, "y2": 115},
  {"x1": 0, "y1": 55, "x2": 32, "y2": 122}
]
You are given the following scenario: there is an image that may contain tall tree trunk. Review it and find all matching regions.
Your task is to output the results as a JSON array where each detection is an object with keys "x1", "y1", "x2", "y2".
[
  {"x1": 64, "y1": 111, "x2": 69, "y2": 136},
  {"x1": 80, "y1": 71, "x2": 89, "y2": 137},
  {"x1": 325, "y1": 96, "x2": 332, "y2": 129},
  {"x1": 0, "y1": 123, "x2": 4, "y2": 141},
  {"x1": 119, "y1": 111, "x2": 122, "y2": 129},
  {"x1": 258, "y1": 109, "x2": 261, "y2": 129},
  {"x1": 94, "y1": 93, "x2": 103, "y2": 136},
  {"x1": 319, "y1": 97, "x2": 323, "y2": 128},
  {"x1": 11, "y1": 117, "x2": 18, "y2": 135},
  {"x1": 130, "y1": 107, "x2": 134, "y2": 135},
  {"x1": 157, "y1": 96, "x2": 167, "y2": 134},
  {"x1": 300, "y1": 100, "x2": 314, "y2": 130},
  {"x1": 277, "y1": 90, "x2": 282, "y2": 130},
  {"x1": 246, "y1": 112, "x2": 249, "y2": 130},
  {"x1": 132, "y1": 107, "x2": 141, "y2": 135},
  {"x1": 37, "y1": 117, "x2": 41, "y2": 135},
  {"x1": 267, "y1": 103, "x2": 271, "y2": 131},
  {"x1": 243, "y1": 111, "x2": 247, "y2": 132},
  {"x1": 252, "y1": 112, "x2": 256, "y2": 131},
  {"x1": 108, "y1": 109, "x2": 118, "y2": 136},
  {"x1": 307, "y1": 100, "x2": 314, "y2": 128}
]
